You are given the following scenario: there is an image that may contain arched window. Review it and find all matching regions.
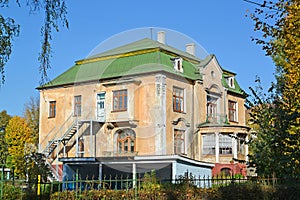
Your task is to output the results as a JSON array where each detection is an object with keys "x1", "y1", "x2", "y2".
[
  {"x1": 117, "y1": 129, "x2": 135, "y2": 154},
  {"x1": 221, "y1": 168, "x2": 232, "y2": 177}
]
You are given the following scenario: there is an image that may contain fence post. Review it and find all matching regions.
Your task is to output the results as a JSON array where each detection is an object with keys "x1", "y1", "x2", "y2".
[
  {"x1": 37, "y1": 174, "x2": 41, "y2": 197},
  {"x1": 0, "y1": 165, "x2": 3, "y2": 200},
  {"x1": 76, "y1": 169, "x2": 79, "y2": 199}
]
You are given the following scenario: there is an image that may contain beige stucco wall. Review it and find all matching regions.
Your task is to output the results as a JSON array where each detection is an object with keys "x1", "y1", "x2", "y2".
[{"x1": 39, "y1": 57, "x2": 249, "y2": 165}]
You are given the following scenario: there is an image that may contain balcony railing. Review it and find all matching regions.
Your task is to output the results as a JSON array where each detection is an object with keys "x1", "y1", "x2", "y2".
[
  {"x1": 206, "y1": 114, "x2": 229, "y2": 125},
  {"x1": 102, "y1": 151, "x2": 138, "y2": 157}
]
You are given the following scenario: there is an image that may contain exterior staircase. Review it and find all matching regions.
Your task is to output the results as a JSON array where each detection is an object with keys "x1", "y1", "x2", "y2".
[
  {"x1": 41, "y1": 111, "x2": 102, "y2": 181},
  {"x1": 41, "y1": 118, "x2": 83, "y2": 181},
  {"x1": 42, "y1": 121, "x2": 82, "y2": 158}
]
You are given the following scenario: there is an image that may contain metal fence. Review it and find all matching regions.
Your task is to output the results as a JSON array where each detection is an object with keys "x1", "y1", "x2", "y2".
[{"x1": 1, "y1": 175, "x2": 300, "y2": 199}]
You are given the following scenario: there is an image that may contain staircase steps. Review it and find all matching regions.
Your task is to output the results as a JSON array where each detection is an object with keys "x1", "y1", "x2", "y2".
[{"x1": 43, "y1": 121, "x2": 82, "y2": 159}]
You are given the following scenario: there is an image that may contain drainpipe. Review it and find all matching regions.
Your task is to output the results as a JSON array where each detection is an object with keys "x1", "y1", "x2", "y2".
[
  {"x1": 90, "y1": 120, "x2": 93, "y2": 157},
  {"x1": 191, "y1": 83, "x2": 195, "y2": 158},
  {"x1": 223, "y1": 88, "x2": 228, "y2": 124}
]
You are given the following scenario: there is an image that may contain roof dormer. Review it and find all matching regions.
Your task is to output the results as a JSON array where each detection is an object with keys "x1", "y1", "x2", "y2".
[
  {"x1": 171, "y1": 57, "x2": 183, "y2": 73},
  {"x1": 226, "y1": 76, "x2": 235, "y2": 88}
]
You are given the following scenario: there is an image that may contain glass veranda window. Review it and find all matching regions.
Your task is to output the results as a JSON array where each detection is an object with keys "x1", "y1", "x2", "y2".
[
  {"x1": 202, "y1": 134, "x2": 215, "y2": 155},
  {"x1": 219, "y1": 134, "x2": 232, "y2": 155}
]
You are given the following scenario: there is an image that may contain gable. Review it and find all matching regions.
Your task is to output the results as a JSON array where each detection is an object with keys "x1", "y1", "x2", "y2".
[
  {"x1": 201, "y1": 55, "x2": 224, "y2": 94},
  {"x1": 199, "y1": 55, "x2": 246, "y2": 97}
]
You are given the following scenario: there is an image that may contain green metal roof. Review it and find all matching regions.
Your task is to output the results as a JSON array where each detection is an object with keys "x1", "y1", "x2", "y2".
[
  {"x1": 38, "y1": 38, "x2": 246, "y2": 97},
  {"x1": 84, "y1": 38, "x2": 201, "y2": 63},
  {"x1": 39, "y1": 50, "x2": 201, "y2": 88},
  {"x1": 221, "y1": 71, "x2": 247, "y2": 97}
]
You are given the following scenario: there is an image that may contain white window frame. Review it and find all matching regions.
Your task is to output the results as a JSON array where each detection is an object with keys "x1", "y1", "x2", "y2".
[
  {"x1": 172, "y1": 57, "x2": 183, "y2": 73},
  {"x1": 227, "y1": 77, "x2": 235, "y2": 88},
  {"x1": 207, "y1": 94, "x2": 219, "y2": 122},
  {"x1": 228, "y1": 100, "x2": 238, "y2": 122}
]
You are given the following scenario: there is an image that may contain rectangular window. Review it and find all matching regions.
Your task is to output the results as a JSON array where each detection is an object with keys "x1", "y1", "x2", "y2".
[
  {"x1": 174, "y1": 129, "x2": 185, "y2": 154},
  {"x1": 237, "y1": 134, "x2": 246, "y2": 155},
  {"x1": 173, "y1": 87, "x2": 184, "y2": 113},
  {"x1": 228, "y1": 100, "x2": 237, "y2": 122},
  {"x1": 202, "y1": 133, "x2": 215, "y2": 155},
  {"x1": 49, "y1": 101, "x2": 56, "y2": 118},
  {"x1": 74, "y1": 95, "x2": 82, "y2": 116},
  {"x1": 207, "y1": 96, "x2": 218, "y2": 122},
  {"x1": 219, "y1": 134, "x2": 232, "y2": 155},
  {"x1": 113, "y1": 89, "x2": 127, "y2": 111}
]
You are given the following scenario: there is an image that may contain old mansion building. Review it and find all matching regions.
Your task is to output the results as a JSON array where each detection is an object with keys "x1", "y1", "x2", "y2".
[{"x1": 38, "y1": 31, "x2": 250, "y2": 182}]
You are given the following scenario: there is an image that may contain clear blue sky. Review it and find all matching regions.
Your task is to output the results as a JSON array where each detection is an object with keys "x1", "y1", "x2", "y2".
[{"x1": 0, "y1": 0, "x2": 275, "y2": 116}]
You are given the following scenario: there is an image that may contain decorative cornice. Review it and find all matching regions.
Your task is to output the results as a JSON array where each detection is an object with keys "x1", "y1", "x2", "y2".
[
  {"x1": 102, "y1": 79, "x2": 141, "y2": 86},
  {"x1": 171, "y1": 117, "x2": 191, "y2": 127}
]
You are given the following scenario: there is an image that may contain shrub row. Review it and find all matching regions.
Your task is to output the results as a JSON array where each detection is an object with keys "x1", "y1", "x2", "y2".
[{"x1": 50, "y1": 182, "x2": 300, "y2": 200}]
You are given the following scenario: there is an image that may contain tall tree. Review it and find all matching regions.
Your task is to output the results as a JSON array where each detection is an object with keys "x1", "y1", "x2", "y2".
[
  {"x1": 246, "y1": 0, "x2": 300, "y2": 177},
  {"x1": 23, "y1": 96, "x2": 40, "y2": 146},
  {"x1": 0, "y1": 110, "x2": 11, "y2": 166},
  {"x1": 0, "y1": 0, "x2": 68, "y2": 85},
  {"x1": 5, "y1": 116, "x2": 33, "y2": 177}
]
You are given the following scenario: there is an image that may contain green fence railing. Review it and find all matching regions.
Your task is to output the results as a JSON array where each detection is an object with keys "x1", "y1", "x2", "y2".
[{"x1": 1, "y1": 175, "x2": 300, "y2": 199}]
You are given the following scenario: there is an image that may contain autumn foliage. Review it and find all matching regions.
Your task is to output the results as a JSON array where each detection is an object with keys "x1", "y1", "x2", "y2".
[
  {"x1": 247, "y1": 0, "x2": 300, "y2": 177},
  {"x1": 5, "y1": 116, "x2": 34, "y2": 177}
]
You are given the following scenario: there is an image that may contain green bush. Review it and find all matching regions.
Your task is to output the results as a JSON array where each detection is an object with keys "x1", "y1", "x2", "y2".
[
  {"x1": 2, "y1": 183, "x2": 24, "y2": 200},
  {"x1": 49, "y1": 181, "x2": 300, "y2": 200},
  {"x1": 50, "y1": 190, "x2": 76, "y2": 200}
]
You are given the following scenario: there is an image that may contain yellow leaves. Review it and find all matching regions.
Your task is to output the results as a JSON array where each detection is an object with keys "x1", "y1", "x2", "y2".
[
  {"x1": 5, "y1": 116, "x2": 34, "y2": 177},
  {"x1": 249, "y1": 1, "x2": 300, "y2": 178}
]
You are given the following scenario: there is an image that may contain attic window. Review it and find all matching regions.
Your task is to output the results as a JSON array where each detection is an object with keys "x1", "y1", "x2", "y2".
[
  {"x1": 227, "y1": 77, "x2": 235, "y2": 88},
  {"x1": 171, "y1": 57, "x2": 183, "y2": 73},
  {"x1": 211, "y1": 71, "x2": 215, "y2": 78}
]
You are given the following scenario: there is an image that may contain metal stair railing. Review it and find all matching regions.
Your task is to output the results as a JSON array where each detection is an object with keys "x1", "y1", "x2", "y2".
[
  {"x1": 41, "y1": 113, "x2": 75, "y2": 157},
  {"x1": 42, "y1": 115, "x2": 81, "y2": 181},
  {"x1": 46, "y1": 159, "x2": 63, "y2": 181},
  {"x1": 43, "y1": 120, "x2": 82, "y2": 159},
  {"x1": 39, "y1": 126, "x2": 56, "y2": 154},
  {"x1": 42, "y1": 109, "x2": 96, "y2": 181}
]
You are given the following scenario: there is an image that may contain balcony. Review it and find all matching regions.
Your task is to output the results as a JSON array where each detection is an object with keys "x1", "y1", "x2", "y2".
[
  {"x1": 102, "y1": 151, "x2": 138, "y2": 157},
  {"x1": 206, "y1": 114, "x2": 229, "y2": 125}
]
